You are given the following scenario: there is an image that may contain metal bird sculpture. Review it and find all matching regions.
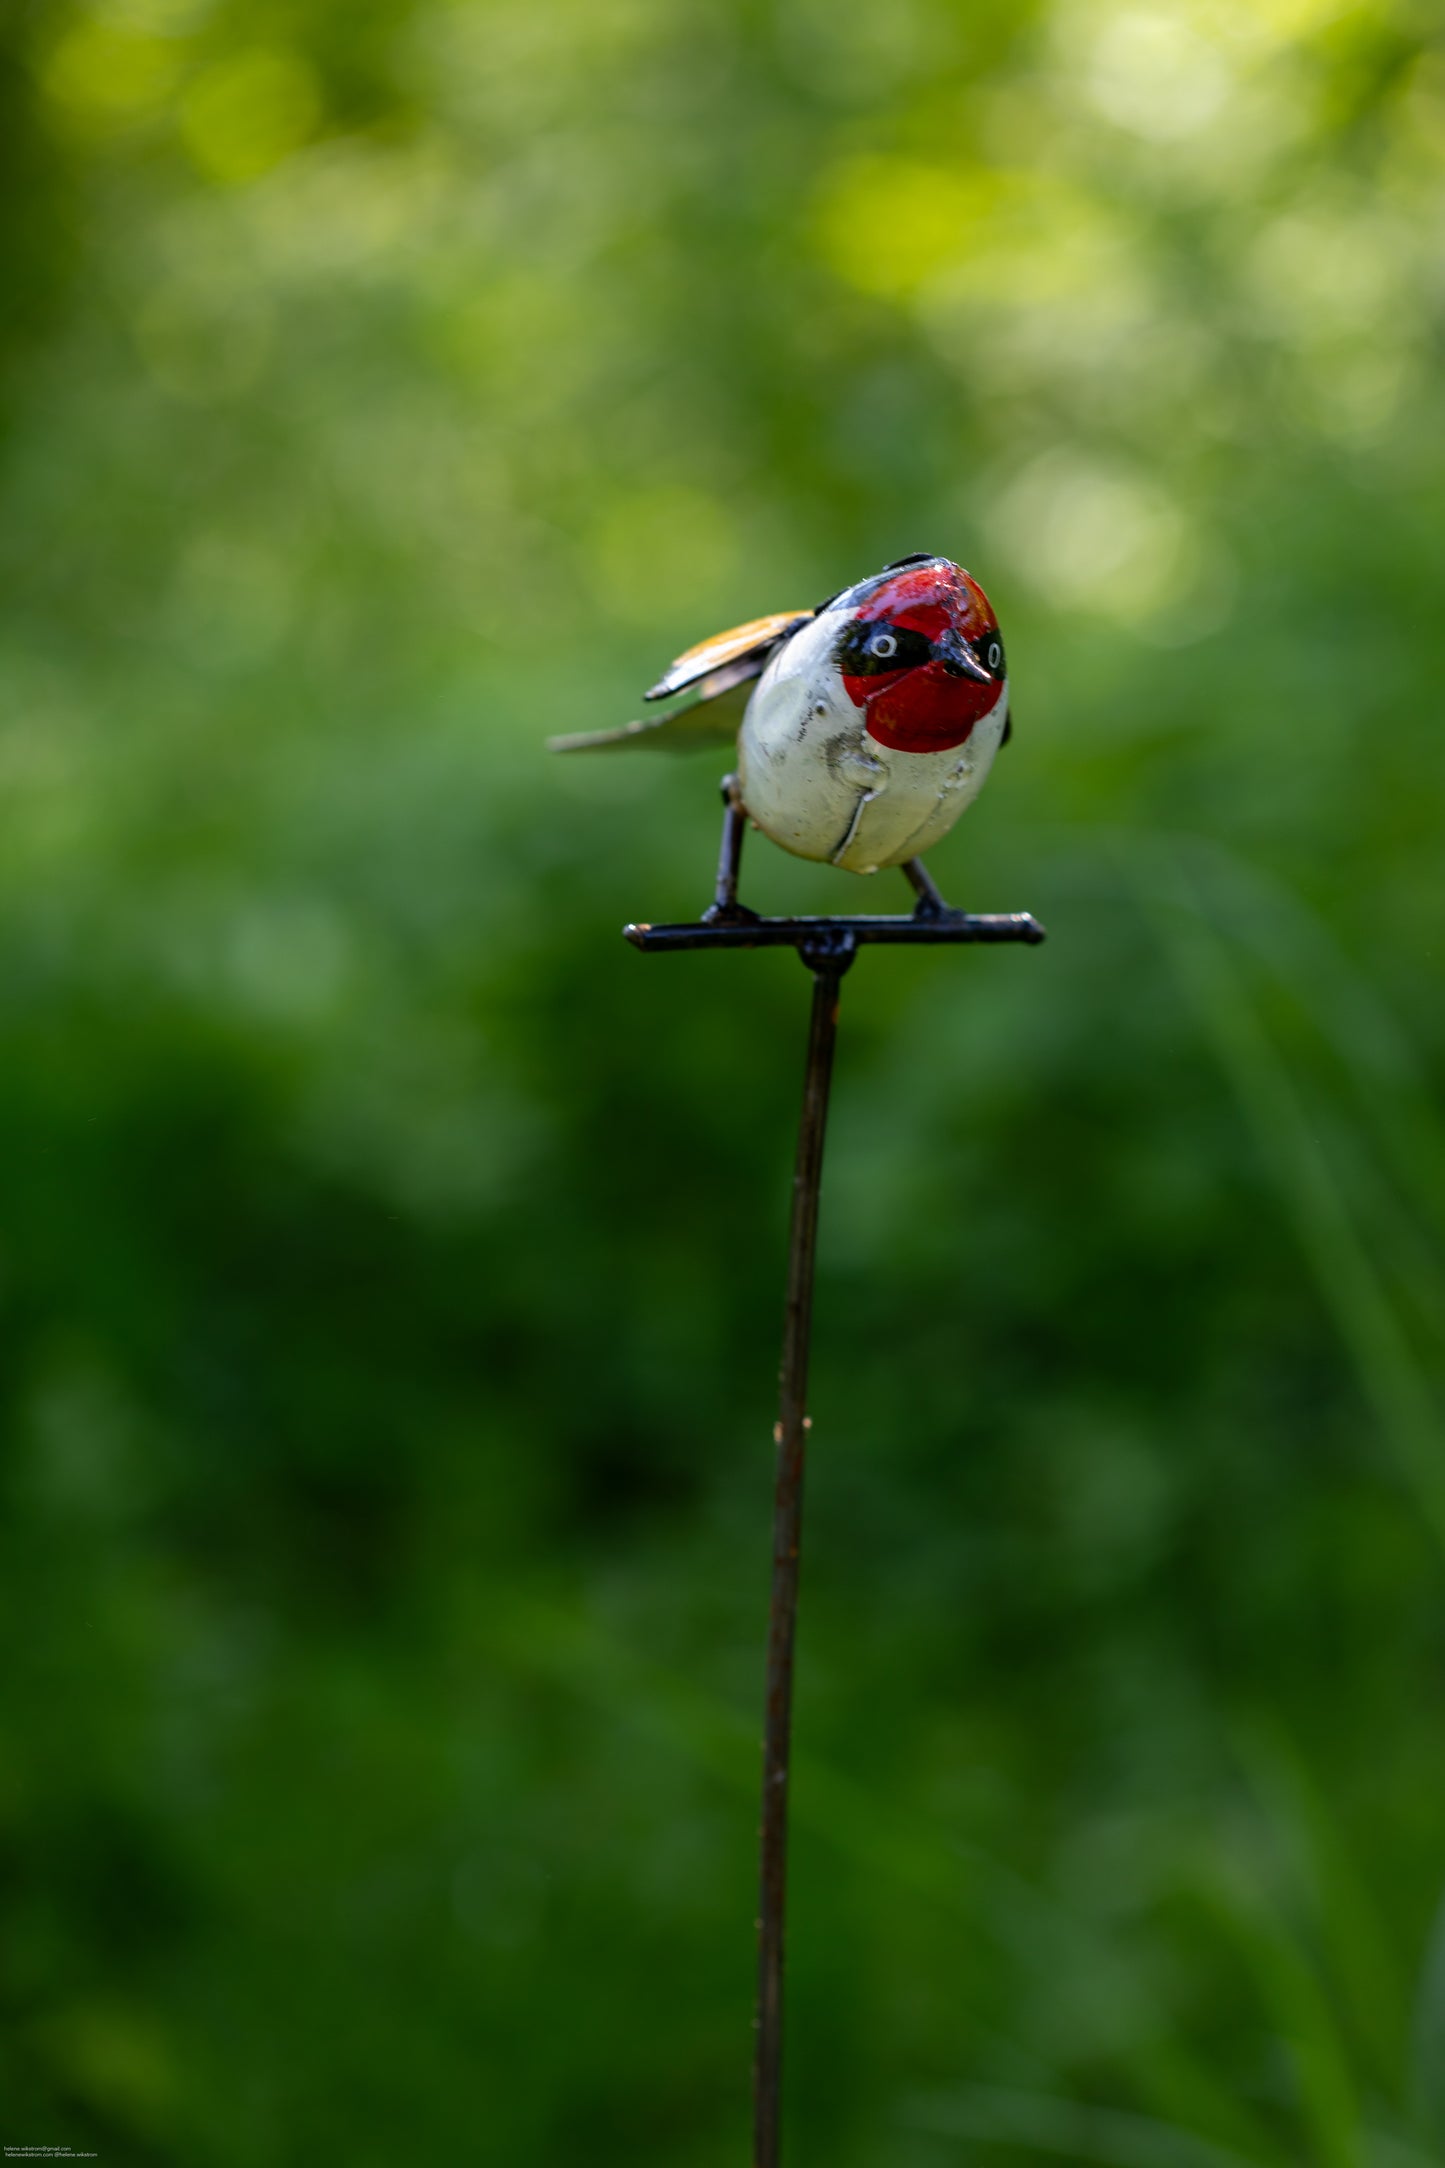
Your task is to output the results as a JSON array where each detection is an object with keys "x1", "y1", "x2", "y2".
[{"x1": 550, "y1": 553, "x2": 1011, "y2": 918}]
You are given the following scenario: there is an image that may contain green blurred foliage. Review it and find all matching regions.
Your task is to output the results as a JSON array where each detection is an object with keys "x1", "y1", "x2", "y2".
[{"x1": 1, "y1": 0, "x2": 1444, "y2": 2160}]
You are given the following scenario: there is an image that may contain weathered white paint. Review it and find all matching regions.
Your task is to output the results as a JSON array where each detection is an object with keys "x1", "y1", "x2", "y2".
[{"x1": 737, "y1": 610, "x2": 1009, "y2": 874}]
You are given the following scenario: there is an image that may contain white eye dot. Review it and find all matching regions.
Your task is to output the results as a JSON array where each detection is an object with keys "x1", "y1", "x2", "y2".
[
  {"x1": 986, "y1": 639, "x2": 1002, "y2": 670},
  {"x1": 868, "y1": 631, "x2": 898, "y2": 659}
]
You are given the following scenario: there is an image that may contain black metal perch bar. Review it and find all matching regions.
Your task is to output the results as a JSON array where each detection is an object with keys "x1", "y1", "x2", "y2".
[
  {"x1": 624, "y1": 909, "x2": 1045, "y2": 954},
  {"x1": 626, "y1": 900, "x2": 1044, "y2": 2168}
]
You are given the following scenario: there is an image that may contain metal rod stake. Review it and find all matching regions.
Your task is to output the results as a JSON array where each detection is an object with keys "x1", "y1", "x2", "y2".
[
  {"x1": 754, "y1": 936, "x2": 855, "y2": 2168},
  {"x1": 622, "y1": 897, "x2": 1042, "y2": 2166}
]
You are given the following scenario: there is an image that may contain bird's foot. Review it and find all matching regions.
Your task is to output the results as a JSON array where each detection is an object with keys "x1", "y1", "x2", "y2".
[{"x1": 701, "y1": 899, "x2": 761, "y2": 927}]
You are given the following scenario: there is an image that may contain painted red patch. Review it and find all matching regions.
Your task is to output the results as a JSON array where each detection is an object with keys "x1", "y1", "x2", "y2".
[
  {"x1": 852, "y1": 564, "x2": 994, "y2": 642},
  {"x1": 846, "y1": 661, "x2": 1001, "y2": 753}
]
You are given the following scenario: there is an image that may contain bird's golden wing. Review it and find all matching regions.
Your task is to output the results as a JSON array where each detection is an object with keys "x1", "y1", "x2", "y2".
[
  {"x1": 643, "y1": 610, "x2": 813, "y2": 702},
  {"x1": 547, "y1": 608, "x2": 813, "y2": 755}
]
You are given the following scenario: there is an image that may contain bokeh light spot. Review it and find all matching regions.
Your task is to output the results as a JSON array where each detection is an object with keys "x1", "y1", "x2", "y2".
[
  {"x1": 990, "y1": 449, "x2": 1201, "y2": 624},
  {"x1": 44, "y1": 19, "x2": 181, "y2": 131},
  {"x1": 179, "y1": 47, "x2": 322, "y2": 185},
  {"x1": 1083, "y1": 9, "x2": 1234, "y2": 139},
  {"x1": 814, "y1": 156, "x2": 997, "y2": 299}
]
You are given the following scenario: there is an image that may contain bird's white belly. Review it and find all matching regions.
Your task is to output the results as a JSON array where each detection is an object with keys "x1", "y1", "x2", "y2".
[{"x1": 736, "y1": 615, "x2": 1008, "y2": 874}]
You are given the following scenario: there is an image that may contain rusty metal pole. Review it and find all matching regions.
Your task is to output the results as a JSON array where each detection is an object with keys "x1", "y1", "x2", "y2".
[
  {"x1": 754, "y1": 929, "x2": 856, "y2": 2168},
  {"x1": 622, "y1": 894, "x2": 1042, "y2": 2165}
]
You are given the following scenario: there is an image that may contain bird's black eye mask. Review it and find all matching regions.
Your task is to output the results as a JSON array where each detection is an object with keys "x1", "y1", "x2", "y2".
[
  {"x1": 835, "y1": 620, "x2": 1008, "y2": 682},
  {"x1": 835, "y1": 620, "x2": 934, "y2": 676}
]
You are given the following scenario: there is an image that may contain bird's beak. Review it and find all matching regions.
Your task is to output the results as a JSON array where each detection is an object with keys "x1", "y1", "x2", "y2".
[{"x1": 936, "y1": 629, "x2": 991, "y2": 682}]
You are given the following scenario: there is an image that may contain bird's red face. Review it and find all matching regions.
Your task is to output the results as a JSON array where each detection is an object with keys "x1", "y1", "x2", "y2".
[{"x1": 831, "y1": 558, "x2": 1005, "y2": 754}]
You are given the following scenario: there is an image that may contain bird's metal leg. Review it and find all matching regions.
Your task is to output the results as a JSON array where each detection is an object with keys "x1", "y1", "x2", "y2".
[
  {"x1": 703, "y1": 773, "x2": 760, "y2": 925},
  {"x1": 901, "y1": 856, "x2": 950, "y2": 920}
]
